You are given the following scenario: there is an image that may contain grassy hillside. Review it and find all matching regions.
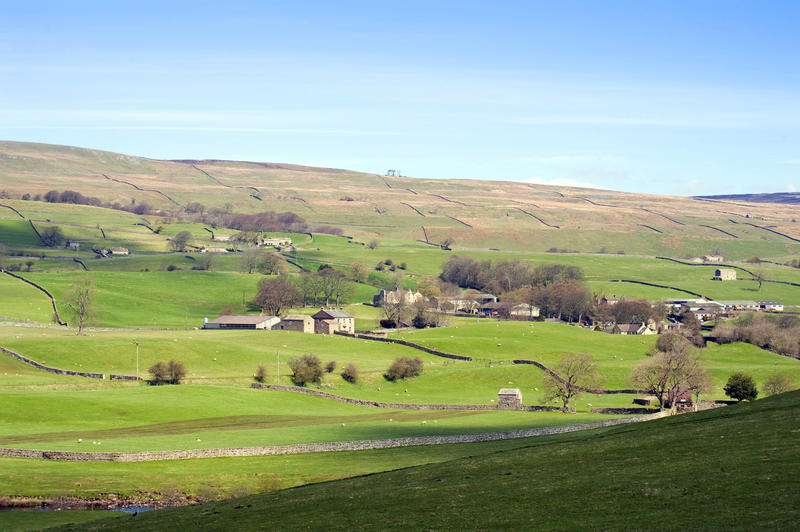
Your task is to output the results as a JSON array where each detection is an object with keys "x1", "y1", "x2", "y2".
[
  {"x1": 2, "y1": 141, "x2": 800, "y2": 259},
  {"x1": 54, "y1": 390, "x2": 800, "y2": 531}
]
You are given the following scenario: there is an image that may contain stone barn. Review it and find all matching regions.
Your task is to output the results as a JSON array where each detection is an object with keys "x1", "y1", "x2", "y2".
[
  {"x1": 277, "y1": 315, "x2": 314, "y2": 333},
  {"x1": 712, "y1": 268, "x2": 736, "y2": 281},
  {"x1": 497, "y1": 388, "x2": 522, "y2": 409}
]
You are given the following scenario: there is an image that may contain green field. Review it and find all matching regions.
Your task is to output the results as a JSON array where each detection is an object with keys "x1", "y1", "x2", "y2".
[
  {"x1": 2, "y1": 141, "x2": 800, "y2": 529},
  {"x1": 44, "y1": 390, "x2": 800, "y2": 531}
]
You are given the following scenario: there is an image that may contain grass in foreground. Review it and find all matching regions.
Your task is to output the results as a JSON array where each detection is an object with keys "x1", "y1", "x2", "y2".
[{"x1": 58, "y1": 390, "x2": 800, "y2": 531}]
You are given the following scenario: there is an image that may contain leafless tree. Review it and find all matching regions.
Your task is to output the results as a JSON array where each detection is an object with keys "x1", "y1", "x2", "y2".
[
  {"x1": 631, "y1": 334, "x2": 710, "y2": 410},
  {"x1": 65, "y1": 275, "x2": 95, "y2": 335},
  {"x1": 254, "y1": 277, "x2": 301, "y2": 317},
  {"x1": 542, "y1": 353, "x2": 600, "y2": 411}
]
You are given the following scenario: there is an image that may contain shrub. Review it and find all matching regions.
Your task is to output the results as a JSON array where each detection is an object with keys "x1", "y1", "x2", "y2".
[
  {"x1": 763, "y1": 374, "x2": 796, "y2": 396},
  {"x1": 379, "y1": 318, "x2": 397, "y2": 328},
  {"x1": 288, "y1": 354, "x2": 323, "y2": 386},
  {"x1": 254, "y1": 364, "x2": 268, "y2": 383},
  {"x1": 341, "y1": 363, "x2": 359, "y2": 383},
  {"x1": 385, "y1": 357, "x2": 423, "y2": 381},
  {"x1": 325, "y1": 360, "x2": 337, "y2": 373},
  {"x1": 148, "y1": 360, "x2": 186, "y2": 385},
  {"x1": 724, "y1": 372, "x2": 758, "y2": 402}
]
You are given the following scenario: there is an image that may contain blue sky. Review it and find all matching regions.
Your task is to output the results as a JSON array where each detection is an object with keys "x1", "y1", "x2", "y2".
[{"x1": 1, "y1": 1, "x2": 798, "y2": 195}]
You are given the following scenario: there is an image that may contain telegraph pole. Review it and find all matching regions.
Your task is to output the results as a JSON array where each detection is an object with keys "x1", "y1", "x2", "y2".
[{"x1": 133, "y1": 340, "x2": 140, "y2": 381}]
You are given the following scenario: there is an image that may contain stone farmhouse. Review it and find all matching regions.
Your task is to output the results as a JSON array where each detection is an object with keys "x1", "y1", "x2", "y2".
[
  {"x1": 603, "y1": 321, "x2": 658, "y2": 335},
  {"x1": 260, "y1": 236, "x2": 292, "y2": 248},
  {"x1": 712, "y1": 268, "x2": 736, "y2": 281},
  {"x1": 203, "y1": 315, "x2": 280, "y2": 330},
  {"x1": 202, "y1": 246, "x2": 229, "y2": 253},
  {"x1": 312, "y1": 309, "x2": 355, "y2": 334}
]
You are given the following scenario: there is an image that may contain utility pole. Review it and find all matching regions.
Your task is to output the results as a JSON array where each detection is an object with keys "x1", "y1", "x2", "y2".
[
  {"x1": 276, "y1": 351, "x2": 279, "y2": 384},
  {"x1": 133, "y1": 339, "x2": 140, "y2": 381}
]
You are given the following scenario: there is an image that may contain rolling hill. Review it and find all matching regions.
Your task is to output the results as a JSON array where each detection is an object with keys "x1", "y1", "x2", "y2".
[{"x1": 2, "y1": 140, "x2": 800, "y2": 260}]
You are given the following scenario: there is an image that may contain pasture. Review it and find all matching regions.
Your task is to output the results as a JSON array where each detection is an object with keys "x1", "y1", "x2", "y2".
[{"x1": 44, "y1": 390, "x2": 800, "y2": 531}]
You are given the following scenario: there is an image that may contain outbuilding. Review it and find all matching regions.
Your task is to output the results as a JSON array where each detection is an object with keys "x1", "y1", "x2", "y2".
[
  {"x1": 497, "y1": 388, "x2": 522, "y2": 409},
  {"x1": 203, "y1": 315, "x2": 280, "y2": 330},
  {"x1": 277, "y1": 315, "x2": 314, "y2": 333}
]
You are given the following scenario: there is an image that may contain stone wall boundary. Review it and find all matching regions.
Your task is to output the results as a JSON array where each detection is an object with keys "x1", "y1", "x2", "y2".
[
  {"x1": 512, "y1": 359, "x2": 644, "y2": 395},
  {"x1": 250, "y1": 383, "x2": 560, "y2": 412},
  {"x1": 0, "y1": 344, "x2": 138, "y2": 381},
  {"x1": 0, "y1": 413, "x2": 665, "y2": 463},
  {"x1": 1, "y1": 270, "x2": 67, "y2": 325},
  {"x1": 334, "y1": 331, "x2": 472, "y2": 361}
]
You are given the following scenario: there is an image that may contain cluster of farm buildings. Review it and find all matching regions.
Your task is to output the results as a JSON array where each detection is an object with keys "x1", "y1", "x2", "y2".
[{"x1": 203, "y1": 308, "x2": 354, "y2": 335}]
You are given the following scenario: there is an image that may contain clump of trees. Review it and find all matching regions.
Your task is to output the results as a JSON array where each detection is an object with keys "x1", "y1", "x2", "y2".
[
  {"x1": 724, "y1": 373, "x2": 758, "y2": 402},
  {"x1": 254, "y1": 364, "x2": 268, "y2": 383},
  {"x1": 341, "y1": 363, "x2": 359, "y2": 383},
  {"x1": 542, "y1": 353, "x2": 600, "y2": 411},
  {"x1": 440, "y1": 256, "x2": 593, "y2": 322},
  {"x1": 288, "y1": 354, "x2": 323, "y2": 386},
  {"x1": 630, "y1": 334, "x2": 710, "y2": 410},
  {"x1": 385, "y1": 357, "x2": 424, "y2": 381},
  {"x1": 40, "y1": 226, "x2": 65, "y2": 247},
  {"x1": 239, "y1": 249, "x2": 287, "y2": 275},
  {"x1": 440, "y1": 256, "x2": 583, "y2": 294},
  {"x1": 325, "y1": 360, "x2": 337, "y2": 373},
  {"x1": 41, "y1": 189, "x2": 155, "y2": 215},
  {"x1": 223, "y1": 211, "x2": 308, "y2": 233},
  {"x1": 148, "y1": 360, "x2": 187, "y2": 385},
  {"x1": 254, "y1": 276, "x2": 302, "y2": 317},
  {"x1": 713, "y1": 313, "x2": 800, "y2": 357},
  {"x1": 295, "y1": 268, "x2": 354, "y2": 307}
]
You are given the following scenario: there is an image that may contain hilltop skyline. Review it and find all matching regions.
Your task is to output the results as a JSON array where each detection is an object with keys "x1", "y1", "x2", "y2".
[{"x1": 1, "y1": 1, "x2": 798, "y2": 195}]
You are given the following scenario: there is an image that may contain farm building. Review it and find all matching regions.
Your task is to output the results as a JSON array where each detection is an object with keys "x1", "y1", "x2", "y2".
[
  {"x1": 601, "y1": 296, "x2": 619, "y2": 306},
  {"x1": 202, "y1": 246, "x2": 229, "y2": 253},
  {"x1": 312, "y1": 309, "x2": 355, "y2": 334},
  {"x1": 260, "y1": 237, "x2": 292, "y2": 248},
  {"x1": 277, "y1": 315, "x2": 314, "y2": 333},
  {"x1": 473, "y1": 293, "x2": 498, "y2": 304},
  {"x1": 712, "y1": 268, "x2": 736, "y2": 281},
  {"x1": 477, "y1": 302, "x2": 540, "y2": 319},
  {"x1": 616, "y1": 323, "x2": 646, "y2": 335},
  {"x1": 65, "y1": 240, "x2": 80, "y2": 250},
  {"x1": 373, "y1": 288, "x2": 424, "y2": 307},
  {"x1": 432, "y1": 296, "x2": 479, "y2": 314},
  {"x1": 497, "y1": 388, "x2": 522, "y2": 409},
  {"x1": 203, "y1": 315, "x2": 280, "y2": 330},
  {"x1": 213, "y1": 234, "x2": 231, "y2": 242},
  {"x1": 666, "y1": 387, "x2": 695, "y2": 412},
  {"x1": 109, "y1": 247, "x2": 129, "y2": 255},
  {"x1": 759, "y1": 301, "x2": 784, "y2": 312}
]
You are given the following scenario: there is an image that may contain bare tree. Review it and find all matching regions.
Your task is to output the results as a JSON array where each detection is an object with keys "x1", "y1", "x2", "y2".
[
  {"x1": 350, "y1": 261, "x2": 370, "y2": 283},
  {"x1": 170, "y1": 230, "x2": 192, "y2": 252},
  {"x1": 542, "y1": 353, "x2": 600, "y2": 411},
  {"x1": 65, "y1": 275, "x2": 95, "y2": 335},
  {"x1": 763, "y1": 373, "x2": 796, "y2": 396},
  {"x1": 254, "y1": 277, "x2": 301, "y2": 317},
  {"x1": 753, "y1": 269, "x2": 767, "y2": 292},
  {"x1": 631, "y1": 334, "x2": 710, "y2": 410}
]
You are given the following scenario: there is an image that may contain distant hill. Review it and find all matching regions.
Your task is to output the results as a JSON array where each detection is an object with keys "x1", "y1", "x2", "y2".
[
  {"x1": 695, "y1": 192, "x2": 800, "y2": 204},
  {"x1": 2, "y1": 140, "x2": 800, "y2": 259}
]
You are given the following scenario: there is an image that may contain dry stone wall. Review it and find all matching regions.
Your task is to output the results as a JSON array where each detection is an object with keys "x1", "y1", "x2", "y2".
[
  {"x1": 334, "y1": 331, "x2": 472, "y2": 361},
  {"x1": 251, "y1": 383, "x2": 560, "y2": 412},
  {"x1": 0, "y1": 413, "x2": 666, "y2": 463},
  {"x1": 0, "y1": 345, "x2": 137, "y2": 381}
]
